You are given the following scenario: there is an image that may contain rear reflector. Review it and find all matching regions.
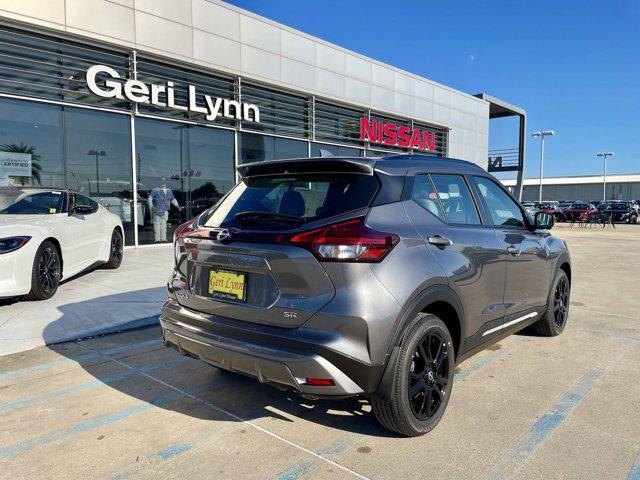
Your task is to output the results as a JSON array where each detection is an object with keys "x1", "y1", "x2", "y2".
[{"x1": 305, "y1": 378, "x2": 335, "y2": 386}]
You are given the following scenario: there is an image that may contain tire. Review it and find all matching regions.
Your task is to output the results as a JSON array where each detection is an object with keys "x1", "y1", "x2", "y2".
[
  {"x1": 100, "y1": 228, "x2": 124, "y2": 270},
  {"x1": 25, "y1": 240, "x2": 61, "y2": 301},
  {"x1": 371, "y1": 314, "x2": 455, "y2": 437},
  {"x1": 532, "y1": 269, "x2": 570, "y2": 337}
]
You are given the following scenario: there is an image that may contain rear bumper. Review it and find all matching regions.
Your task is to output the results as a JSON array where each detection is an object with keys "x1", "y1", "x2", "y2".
[{"x1": 160, "y1": 298, "x2": 386, "y2": 397}]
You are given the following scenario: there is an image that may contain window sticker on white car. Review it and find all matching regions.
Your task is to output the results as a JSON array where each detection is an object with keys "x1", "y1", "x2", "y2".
[{"x1": 51, "y1": 191, "x2": 61, "y2": 195}]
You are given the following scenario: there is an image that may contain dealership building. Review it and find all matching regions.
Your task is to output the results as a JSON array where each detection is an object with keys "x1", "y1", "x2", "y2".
[{"x1": 0, "y1": 0, "x2": 526, "y2": 246}]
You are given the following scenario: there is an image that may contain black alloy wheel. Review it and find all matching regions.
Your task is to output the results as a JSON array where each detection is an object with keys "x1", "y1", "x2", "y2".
[
  {"x1": 38, "y1": 246, "x2": 60, "y2": 294},
  {"x1": 111, "y1": 232, "x2": 123, "y2": 264},
  {"x1": 553, "y1": 275, "x2": 569, "y2": 329},
  {"x1": 408, "y1": 332, "x2": 449, "y2": 421},
  {"x1": 26, "y1": 240, "x2": 61, "y2": 301},
  {"x1": 532, "y1": 269, "x2": 570, "y2": 337},
  {"x1": 100, "y1": 229, "x2": 124, "y2": 269},
  {"x1": 371, "y1": 314, "x2": 454, "y2": 436}
]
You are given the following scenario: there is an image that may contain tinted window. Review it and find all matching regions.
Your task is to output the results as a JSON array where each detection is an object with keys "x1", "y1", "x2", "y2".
[
  {"x1": 411, "y1": 174, "x2": 445, "y2": 221},
  {"x1": 203, "y1": 173, "x2": 378, "y2": 230},
  {"x1": 72, "y1": 193, "x2": 97, "y2": 212},
  {"x1": 472, "y1": 176, "x2": 525, "y2": 228},
  {"x1": 0, "y1": 190, "x2": 63, "y2": 214},
  {"x1": 430, "y1": 174, "x2": 481, "y2": 225},
  {"x1": 239, "y1": 132, "x2": 308, "y2": 164}
]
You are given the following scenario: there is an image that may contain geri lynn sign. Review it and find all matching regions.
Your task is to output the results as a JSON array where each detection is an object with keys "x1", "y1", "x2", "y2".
[{"x1": 86, "y1": 65, "x2": 260, "y2": 123}]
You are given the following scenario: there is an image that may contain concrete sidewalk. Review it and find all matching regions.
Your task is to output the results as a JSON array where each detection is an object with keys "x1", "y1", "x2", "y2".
[{"x1": 0, "y1": 245, "x2": 173, "y2": 356}]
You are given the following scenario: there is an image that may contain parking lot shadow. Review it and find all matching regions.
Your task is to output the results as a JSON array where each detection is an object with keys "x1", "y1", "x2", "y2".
[{"x1": 42, "y1": 290, "x2": 395, "y2": 438}]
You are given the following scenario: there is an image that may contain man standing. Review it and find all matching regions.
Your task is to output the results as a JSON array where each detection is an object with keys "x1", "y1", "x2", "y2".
[{"x1": 148, "y1": 180, "x2": 179, "y2": 243}]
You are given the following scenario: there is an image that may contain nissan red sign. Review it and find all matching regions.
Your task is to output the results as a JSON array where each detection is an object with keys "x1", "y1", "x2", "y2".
[{"x1": 359, "y1": 118, "x2": 436, "y2": 151}]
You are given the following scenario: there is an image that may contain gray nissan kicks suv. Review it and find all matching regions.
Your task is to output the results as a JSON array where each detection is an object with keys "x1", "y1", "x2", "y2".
[{"x1": 161, "y1": 155, "x2": 571, "y2": 436}]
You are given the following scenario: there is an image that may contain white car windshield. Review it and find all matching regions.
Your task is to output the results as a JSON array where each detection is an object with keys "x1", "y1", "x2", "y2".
[{"x1": 0, "y1": 189, "x2": 63, "y2": 215}]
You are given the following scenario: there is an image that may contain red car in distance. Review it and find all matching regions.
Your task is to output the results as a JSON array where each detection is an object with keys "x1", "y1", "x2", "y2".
[
  {"x1": 537, "y1": 202, "x2": 565, "y2": 221},
  {"x1": 562, "y1": 201, "x2": 597, "y2": 221}
]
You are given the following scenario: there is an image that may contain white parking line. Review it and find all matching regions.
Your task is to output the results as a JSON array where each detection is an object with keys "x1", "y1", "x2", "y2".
[{"x1": 76, "y1": 342, "x2": 372, "y2": 480}]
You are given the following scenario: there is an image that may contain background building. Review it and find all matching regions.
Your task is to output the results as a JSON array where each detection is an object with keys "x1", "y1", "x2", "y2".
[
  {"x1": 0, "y1": 0, "x2": 523, "y2": 246},
  {"x1": 501, "y1": 173, "x2": 640, "y2": 202}
]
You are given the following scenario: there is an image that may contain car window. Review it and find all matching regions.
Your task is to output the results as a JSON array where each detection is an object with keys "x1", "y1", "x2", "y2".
[
  {"x1": 430, "y1": 174, "x2": 481, "y2": 225},
  {"x1": 472, "y1": 176, "x2": 525, "y2": 228},
  {"x1": 0, "y1": 190, "x2": 63, "y2": 215},
  {"x1": 202, "y1": 173, "x2": 379, "y2": 230},
  {"x1": 72, "y1": 193, "x2": 97, "y2": 212},
  {"x1": 411, "y1": 174, "x2": 445, "y2": 221}
]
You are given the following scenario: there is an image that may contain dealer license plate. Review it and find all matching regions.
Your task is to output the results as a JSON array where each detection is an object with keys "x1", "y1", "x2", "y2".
[{"x1": 208, "y1": 269, "x2": 246, "y2": 301}]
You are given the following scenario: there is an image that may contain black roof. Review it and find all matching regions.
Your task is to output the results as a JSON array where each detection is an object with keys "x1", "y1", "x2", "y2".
[{"x1": 237, "y1": 154, "x2": 486, "y2": 178}]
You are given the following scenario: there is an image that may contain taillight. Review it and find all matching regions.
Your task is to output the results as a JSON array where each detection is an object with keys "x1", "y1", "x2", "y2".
[{"x1": 284, "y1": 217, "x2": 398, "y2": 263}]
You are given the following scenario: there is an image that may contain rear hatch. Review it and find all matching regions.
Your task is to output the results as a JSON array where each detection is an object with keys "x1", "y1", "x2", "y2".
[{"x1": 174, "y1": 158, "x2": 380, "y2": 328}]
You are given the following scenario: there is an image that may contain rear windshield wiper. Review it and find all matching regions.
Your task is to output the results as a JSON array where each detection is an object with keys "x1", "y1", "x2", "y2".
[{"x1": 235, "y1": 211, "x2": 307, "y2": 225}]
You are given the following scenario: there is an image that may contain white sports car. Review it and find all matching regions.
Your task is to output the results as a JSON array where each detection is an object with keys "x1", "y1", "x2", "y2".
[{"x1": 0, "y1": 187, "x2": 124, "y2": 300}]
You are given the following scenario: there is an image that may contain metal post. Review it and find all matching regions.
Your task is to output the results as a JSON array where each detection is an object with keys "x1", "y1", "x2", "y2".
[
  {"x1": 514, "y1": 114, "x2": 526, "y2": 202},
  {"x1": 596, "y1": 152, "x2": 614, "y2": 202},
  {"x1": 603, "y1": 156, "x2": 607, "y2": 202},
  {"x1": 538, "y1": 135, "x2": 545, "y2": 202},
  {"x1": 130, "y1": 49, "x2": 139, "y2": 247}
]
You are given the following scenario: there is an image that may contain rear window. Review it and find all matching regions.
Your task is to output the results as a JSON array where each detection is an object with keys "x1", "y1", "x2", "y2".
[{"x1": 202, "y1": 173, "x2": 379, "y2": 230}]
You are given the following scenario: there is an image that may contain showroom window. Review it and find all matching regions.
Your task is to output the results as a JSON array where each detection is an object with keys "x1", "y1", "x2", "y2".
[
  {"x1": 311, "y1": 143, "x2": 362, "y2": 157},
  {"x1": 0, "y1": 97, "x2": 135, "y2": 245},
  {"x1": 239, "y1": 132, "x2": 308, "y2": 164},
  {"x1": 135, "y1": 117, "x2": 234, "y2": 244},
  {"x1": 0, "y1": 97, "x2": 65, "y2": 188},
  {"x1": 64, "y1": 108, "x2": 135, "y2": 245}
]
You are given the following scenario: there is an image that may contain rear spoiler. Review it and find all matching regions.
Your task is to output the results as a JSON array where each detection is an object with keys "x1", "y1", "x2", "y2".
[{"x1": 237, "y1": 158, "x2": 374, "y2": 178}]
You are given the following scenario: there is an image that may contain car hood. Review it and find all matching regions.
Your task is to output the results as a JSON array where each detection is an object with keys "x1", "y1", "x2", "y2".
[{"x1": 0, "y1": 214, "x2": 64, "y2": 236}]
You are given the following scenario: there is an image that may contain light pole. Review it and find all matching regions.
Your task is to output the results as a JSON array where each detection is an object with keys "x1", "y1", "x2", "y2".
[
  {"x1": 596, "y1": 152, "x2": 615, "y2": 202},
  {"x1": 531, "y1": 131, "x2": 555, "y2": 202},
  {"x1": 87, "y1": 149, "x2": 106, "y2": 194}
]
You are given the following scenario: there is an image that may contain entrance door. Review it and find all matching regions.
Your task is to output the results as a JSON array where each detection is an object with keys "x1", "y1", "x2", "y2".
[{"x1": 135, "y1": 119, "x2": 235, "y2": 244}]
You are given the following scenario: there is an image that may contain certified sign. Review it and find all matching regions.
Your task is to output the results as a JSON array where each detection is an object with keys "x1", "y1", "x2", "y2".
[{"x1": 0, "y1": 152, "x2": 32, "y2": 177}]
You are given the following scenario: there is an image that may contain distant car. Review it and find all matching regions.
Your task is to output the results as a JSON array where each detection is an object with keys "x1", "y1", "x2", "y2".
[
  {"x1": 602, "y1": 203, "x2": 638, "y2": 224},
  {"x1": 596, "y1": 202, "x2": 610, "y2": 211},
  {"x1": 0, "y1": 187, "x2": 124, "y2": 300},
  {"x1": 538, "y1": 201, "x2": 565, "y2": 222},
  {"x1": 563, "y1": 202, "x2": 597, "y2": 222}
]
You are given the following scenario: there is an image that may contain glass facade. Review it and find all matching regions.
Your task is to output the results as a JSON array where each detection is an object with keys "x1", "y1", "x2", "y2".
[
  {"x1": 135, "y1": 118, "x2": 234, "y2": 244},
  {"x1": 0, "y1": 23, "x2": 450, "y2": 246}
]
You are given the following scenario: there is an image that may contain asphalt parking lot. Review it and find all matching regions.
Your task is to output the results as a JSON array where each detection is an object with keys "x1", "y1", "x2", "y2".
[{"x1": 1, "y1": 224, "x2": 639, "y2": 480}]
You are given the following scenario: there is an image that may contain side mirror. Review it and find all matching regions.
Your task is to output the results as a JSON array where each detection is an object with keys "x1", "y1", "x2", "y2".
[
  {"x1": 70, "y1": 205, "x2": 94, "y2": 215},
  {"x1": 534, "y1": 211, "x2": 554, "y2": 230}
]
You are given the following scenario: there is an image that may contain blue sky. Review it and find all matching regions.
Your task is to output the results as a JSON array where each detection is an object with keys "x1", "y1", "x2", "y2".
[{"x1": 227, "y1": 0, "x2": 639, "y2": 179}]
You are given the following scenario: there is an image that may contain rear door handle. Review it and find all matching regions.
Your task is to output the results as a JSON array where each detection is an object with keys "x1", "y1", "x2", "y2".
[
  {"x1": 428, "y1": 235, "x2": 453, "y2": 248},
  {"x1": 507, "y1": 245, "x2": 521, "y2": 256}
]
